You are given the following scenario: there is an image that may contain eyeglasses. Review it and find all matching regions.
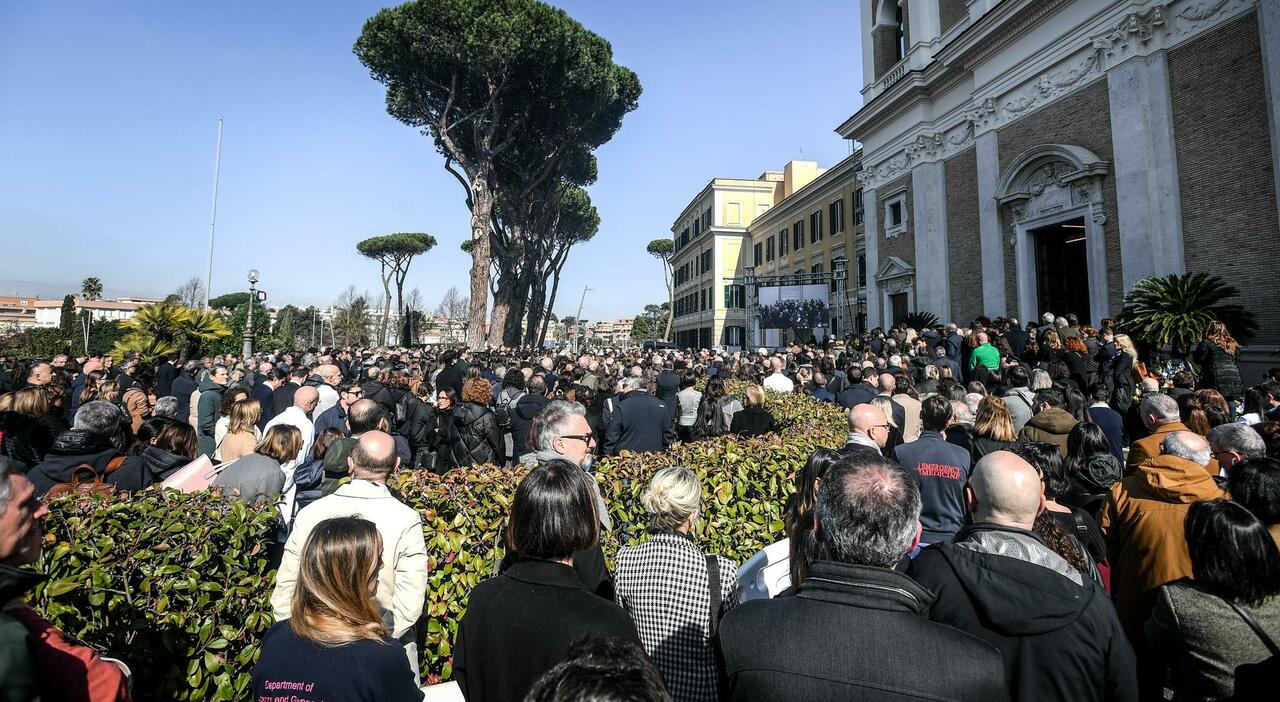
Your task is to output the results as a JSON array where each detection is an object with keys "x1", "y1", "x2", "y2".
[{"x1": 559, "y1": 433, "x2": 596, "y2": 444}]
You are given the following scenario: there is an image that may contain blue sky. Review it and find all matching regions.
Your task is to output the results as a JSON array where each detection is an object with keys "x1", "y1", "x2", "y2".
[{"x1": 0, "y1": 1, "x2": 861, "y2": 321}]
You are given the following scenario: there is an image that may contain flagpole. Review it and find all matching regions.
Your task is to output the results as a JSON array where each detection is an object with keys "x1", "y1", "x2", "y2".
[{"x1": 204, "y1": 117, "x2": 224, "y2": 309}]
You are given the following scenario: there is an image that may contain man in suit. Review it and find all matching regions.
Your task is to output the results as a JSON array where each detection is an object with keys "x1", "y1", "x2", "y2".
[
  {"x1": 1086, "y1": 384, "x2": 1125, "y2": 463},
  {"x1": 155, "y1": 355, "x2": 177, "y2": 398},
  {"x1": 836, "y1": 367, "x2": 877, "y2": 409},
  {"x1": 1004, "y1": 318, "x2": 1029, "y2": 359},
  {"x1": 251, "y1": 364, "x2": 285, "y2": 432},
  {"x1": 603, "y1": 376, "x2": 675, "y2": 456},
  {"x1": 273, "y1": 367, "x2": 306, "y2": 417},
  {"x1": 875, "y1": 373, "x2": 906, "y2": 431},
  {"x1": 932, "y1": 345, "x2": 962, "y2": 383}
]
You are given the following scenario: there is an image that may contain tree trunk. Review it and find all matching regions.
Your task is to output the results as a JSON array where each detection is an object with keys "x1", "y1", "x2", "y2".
[
  {"x1": 663, "y1": 260, "x2": 674, "y2": 341},
  {"x1": 467, "y1": 180, "x2": 493, "y2": 349},
  {"x1": 378, "y1": 271, "x2": 392, "y2": 348}
]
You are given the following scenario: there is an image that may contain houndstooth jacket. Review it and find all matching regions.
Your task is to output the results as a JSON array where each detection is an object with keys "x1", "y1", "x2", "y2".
[{"x1": 615, "y1": 531, "x2": 739, "y2": 702}]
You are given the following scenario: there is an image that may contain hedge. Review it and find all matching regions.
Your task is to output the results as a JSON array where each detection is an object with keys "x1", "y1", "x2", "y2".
[{"x1": 33, "y1": 388, "x2": 847, "y2": 700}]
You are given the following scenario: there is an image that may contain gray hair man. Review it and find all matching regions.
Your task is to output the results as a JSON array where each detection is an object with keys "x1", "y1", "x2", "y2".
[
  {"x1": 718, "y1": 452, "x2": 1005, "y2": 701},
  {"x1": 911, "y1": 451, "x2": 1137, "y2": 700},
  {"x1": 270, "y1": 431, "x2": 427, "y2": 680},
  {"x1": 522, "y1": 400, "x2": 611, "y2": 530},
  {"x1": 1099, "y1": 429, "x2": 1227, "y2": 644},
  {"x1": 152, "y1": 396, "x2": 181, "y2": 419},
  {"x1": 1207, "y1": 423, "x2": 1266, "y2": 473},
  {"x1": 1126, "y1": 393, "x2": 1191, "y2": 469}
]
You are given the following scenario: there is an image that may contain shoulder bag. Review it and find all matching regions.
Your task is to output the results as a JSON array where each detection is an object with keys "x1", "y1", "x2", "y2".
[{"x1": 1223, "y1": 598, "x2": 1280, "y2": 701}]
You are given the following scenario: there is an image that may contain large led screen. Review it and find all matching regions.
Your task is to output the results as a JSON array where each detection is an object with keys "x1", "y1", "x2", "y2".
[{"x1": 758, "y1": 284, "x2": 830, "y2": 329}]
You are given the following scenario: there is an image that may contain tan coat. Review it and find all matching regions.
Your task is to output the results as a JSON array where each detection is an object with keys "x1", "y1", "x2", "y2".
[
  {"x1": 1098, "y1": 454, "x2": 1226, "y2": 643},
  {"x1": 1125, "y1": 420, "x2": 1219, "y2": 476},
  {"x1": 120, "y1": 388, "x2": 150, "y2": 434},
  {"x1": 216, "y1": 430, "x2": 257, "y2": 462},
  {"x1": 1016, "y1": 407, "x2": 1078, "y2": 456}
]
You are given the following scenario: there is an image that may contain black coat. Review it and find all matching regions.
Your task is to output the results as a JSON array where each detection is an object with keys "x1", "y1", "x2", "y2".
[
  {"x1": 603, "y1": 390, "x2": 675, "y2": 456},
  {"x1": 1087, "y1": 404, "x2": 1126, "y2": 463},
  {"x1": 395, "y1": 392, "x2": 431, "y2": 460},
  {"x1": 434, "y1": 361, "x2": 467, "y2": 399},
  {"x1": 509, "y1": 394, "x2": 551, "y2": 457},
  {"x1": 1193, "y1": 340, "x2": 1244, "y2": 398},
  {"x1": 155, "y1": 361, "x2": 177, "y2": 398},
  {"x1": 1006, "y1": 328, "x2": 1030, "y2": 358},
  {"x1": 171, "y1": 374, "x2": 198, "y2": 422},
  {"x1": 454, "y1": 558, "x2": 639, "y2": 702},
  {"x1": 441, "y1": 402, "x2": 502, "y2": 468},
  {"x1": 718, "y1": 560, "x2": 1007, "y2": 702},
  {"x1": 729, "y1": 406, "x2": 774, "y2": 438},
  {"x1": 360, "y1": 379, "x2": 396, "y2": 416},
  {"x1": 26, "y1": 431, "x2": 148, "y2": 495},
  {"x1": 250, "y1": 381, "x2": 276, "y2": 431},
  {"x1": 835, "y1": 382, "x2": 877, "y2": 409},
  {"x1": 909, "y1": 524, "x2": 1137, "y2": 702},
  {"x1": 272, "y1": 382, "x2": 299, "y2": 417}
]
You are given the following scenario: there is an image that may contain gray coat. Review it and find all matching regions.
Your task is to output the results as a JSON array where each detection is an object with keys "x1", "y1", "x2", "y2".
[
  {"x1": 212, "y1": 453, "x2": 285, "y2": 504},
  {"x1": 1146, "y1": 580, "x2": 1280, "y2": 701}
]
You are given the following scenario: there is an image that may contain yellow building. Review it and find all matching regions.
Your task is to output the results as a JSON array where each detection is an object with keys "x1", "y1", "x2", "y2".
[
  {"x1": 746, "y1": 153, "x2": 867, "y2": 344},
  {"x1": 670, "y1": 174, "x2": 782, "y2": 350}
]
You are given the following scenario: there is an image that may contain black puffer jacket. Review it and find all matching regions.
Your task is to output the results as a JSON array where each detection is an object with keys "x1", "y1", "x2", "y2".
[
  {"x1": 1062, "y1": 452, "x2": 1123, "y2": 517},
  {"x1": 910, "y1": 524, "x2": 1137, "y2": 702},
  {"x1": 439, "y1": 402, "x2": 502, "y2": 469},
  {"x1": 395, "y1": 392, "x2": 432, "y2": 462},
  {"x1": 0, "y1": 411, "x2": 55, "y2": 472}
]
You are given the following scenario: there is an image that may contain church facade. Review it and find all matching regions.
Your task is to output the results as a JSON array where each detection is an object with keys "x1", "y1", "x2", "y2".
[{"x1": 844, "y1": 0, "x2": 1280, "y2": 366}]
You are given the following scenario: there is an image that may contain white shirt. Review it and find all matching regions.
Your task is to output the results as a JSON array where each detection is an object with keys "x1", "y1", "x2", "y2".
[
  {"x1": 262, "y1": 406, "x2": 314, "y2": 519},
  {"x1": 763, "y1": 372, "x2": 795, "y2": 394},
  {"x1": 314, "y1": 383, "x2": 340, "y2": 419}
]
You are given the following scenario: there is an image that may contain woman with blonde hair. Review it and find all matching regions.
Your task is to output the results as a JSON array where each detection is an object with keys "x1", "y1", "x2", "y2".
[
  {"x1": 252, "y1": 516, "x2": 420, "y2": 700},
  {"x1": 615, "y1": 466, "x2": 737, "y2": 701},
  {"x1": 729, "y1": 384, "x2": 773, "y2": 437},
  {"x1": 212, "y1": 387, "x2": 250, "y2": 453},
  {"x1": 97, "y1": 380, "x2": 121, "y2": 405},
  {"x1": 76, "y1": 369, "x2": 105, "y2": 407},
  {"x1": 1, "y1": 387, "x2": 49, "y2": 417},
  {"x1": 212, "y1": 424, "x2": 300, "y2": 505},
  {"x1": 1195, "y1": 320, "x2": 1244, "y2": 400},
  {"x1": 870, "y1": 395, "x2": 904, "y2": 455},
  {"x1": 970, "y1": 396, "x2": 1017, "y2": 462},
  {"x1": 1039, "y1": 328, "x2": 1065, "y2": 366},
  {"x1": 216, "y1": 397, "x2": 262, "y2": 461}
]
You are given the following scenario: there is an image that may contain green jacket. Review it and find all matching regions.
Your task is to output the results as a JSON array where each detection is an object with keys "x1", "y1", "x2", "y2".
[
  {"x1": 969, "y1": 343, "x2": 1000, "y2": 372},
  {"x1": 195, "y1": 377, "x2": 226, "y2": 457},
  {"x1": 0, "y1": 563, "x2": 45, "y2": 702}
]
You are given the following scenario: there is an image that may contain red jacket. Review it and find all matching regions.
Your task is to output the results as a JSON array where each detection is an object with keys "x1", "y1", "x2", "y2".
[{"x1": 6, "y1": 604, "x2": 131, "y2": 702}]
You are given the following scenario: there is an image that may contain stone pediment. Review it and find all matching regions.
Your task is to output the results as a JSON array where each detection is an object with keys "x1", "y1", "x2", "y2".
[{"x1": 875, "y1": 256, "x2": 914, "y2": 282}]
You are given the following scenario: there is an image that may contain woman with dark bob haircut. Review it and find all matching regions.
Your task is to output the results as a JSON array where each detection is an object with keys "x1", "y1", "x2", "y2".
[
  {"x1": 1146, "y1": 499, "x2": 1280, "y2": 701},
  {"x1": 454, "y1": 459, "x2": 640, "y2": 702}
]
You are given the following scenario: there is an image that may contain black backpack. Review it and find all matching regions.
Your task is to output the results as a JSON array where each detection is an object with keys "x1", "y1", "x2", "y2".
[
  {"x1": 493, "y1": 388, "x2": 524, "y2": 431},
  {"x1": 290, "y1": 457, "x2": 326, "y2": 523}
]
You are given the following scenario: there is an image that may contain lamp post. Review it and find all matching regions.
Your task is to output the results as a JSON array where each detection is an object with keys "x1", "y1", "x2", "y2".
[
  {"x1": 243, "y1": 269, "x2": 259, "y2": 358},
  {"x1": 572, "y1": 285, "x2": 592, "y2": 354}
]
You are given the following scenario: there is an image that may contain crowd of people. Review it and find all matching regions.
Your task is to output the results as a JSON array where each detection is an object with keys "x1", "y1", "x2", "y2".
[{"x1": 1, "y1": 308, "x2": 1280, "y2": 701}]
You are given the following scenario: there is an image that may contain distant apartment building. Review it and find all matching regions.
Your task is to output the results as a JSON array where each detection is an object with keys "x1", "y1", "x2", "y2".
[
  {"x1": 31, "y1": 298, "x2": 142, "y2": 327},
  {"x1": 669, "y1": 174, "x2": 782, "y2": 350},
  {"x1": 590, "y1": 318, "x2": 634, "y2": 347},
  {"x1": 0, "y1": 297, "x2": 40, "y2": 328}
]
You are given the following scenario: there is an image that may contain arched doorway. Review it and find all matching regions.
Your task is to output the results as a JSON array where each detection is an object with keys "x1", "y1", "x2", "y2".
[{"x1": 996, "y1": 144, "x2": 1110, "y2": 325}]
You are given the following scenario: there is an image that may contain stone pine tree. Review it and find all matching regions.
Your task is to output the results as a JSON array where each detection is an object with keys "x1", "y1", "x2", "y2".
[
  {"x1": 356, "y1": 233, "x2": 437, "y2": 346},
  {"x1": 354, "y1": 0, "x2": 640, "y2": 348},
  {"x1": 647, "y1": 239, "x2": 674, "y2": 340},
  {"x1": 80, "y1": 277, "x2": 103, "y2": 301}
]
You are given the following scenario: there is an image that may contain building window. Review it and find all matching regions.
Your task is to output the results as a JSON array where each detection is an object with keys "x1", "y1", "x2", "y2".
[
  {"x1": 766, "y1": 236, "x2": 775, "y2": 262},
  {"x1": 895, "y1": 5, "x2": 906, "y2": 62},
  {"x1": 857, "y1": 253, "x2": 867, "y2": 286},
  {"x1": 884, "y1": 193, "x2": 908, "y2": 238},
  {"x1": 728, "y1": 202, "x2": 741, "y2": 225},
  {"x1": 704, "y1": 206, "x2": 712, "y2": 228},
  {"x1": 693, "y1": 219, "x2": 700, "y2": 236},
  {"x1": 830, "y1": 198, "x2": 845, "y2": 234},
  {"x1": 779, "y1": 228, "x2": 788, "y2": 256},
  {"x1": 702, "y1": 249, "x2": 712, "y2": 273},
  {"x1": 700, "y1": 289, "x2": 707, "y2": 311},
  {"x1": 754, "y1": 242, "x2": 763, "y2": 267},
  {"x1": 794, "y1": 220, "x2": 805, "y2": 250},
  {"x1": 810, "y1": 210, "x2": 823, "y2": 243},
  {"x1": 853, "y1": 188, "x2": 864, "y2": 225},
  {"x1": 723, "y1": 284, "x2": 745, "y2": 309}
]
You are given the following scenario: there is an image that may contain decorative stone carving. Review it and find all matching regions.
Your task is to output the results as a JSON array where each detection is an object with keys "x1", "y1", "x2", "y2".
[
  {"x1": 996, "y1": 144, "x2": 1109, "y2": 227},
  {"x1": 1092, "y1": 7, "x2": 1167, "y2": 57},
  {"x1": 963, "y1": 98, "x2": 998, "y2": 128},
  {"x1": 1003, "y1": 50, "x2": 1104, "y2": 117}
]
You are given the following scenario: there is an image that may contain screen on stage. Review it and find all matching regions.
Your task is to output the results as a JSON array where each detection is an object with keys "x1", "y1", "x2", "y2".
[{"x1": 758, "y1": 284, "x2": 830, "y2": 329}]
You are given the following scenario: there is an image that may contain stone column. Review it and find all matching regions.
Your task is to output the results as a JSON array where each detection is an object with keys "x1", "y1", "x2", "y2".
[
  {"x1": 863, "y1": 186, "x2": 882, "y2": 330},
  {"x1": 975, "y1": 130, "x2": 1006, "y2": 318},
  {"x1": 1260, "y1": 0, "x2": 1280, "y2": 230},
  {"x1": 1107, "y1": 53, "x2": 1185, "y2": 291},
  {"x1": 911, "y1": 160, "x2": 950, "y2": 321}
]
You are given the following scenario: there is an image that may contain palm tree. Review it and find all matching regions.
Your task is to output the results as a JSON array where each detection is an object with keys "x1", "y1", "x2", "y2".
[
  {"x1": 80, "y1": 277, "x2": 103, "y2": 301},
  {"x1": 112, "y1": 302, "x2": 231, "y2": 363},
  {"x1": 1118, "y1": 272, "x2": 1257, "y2": 355}
]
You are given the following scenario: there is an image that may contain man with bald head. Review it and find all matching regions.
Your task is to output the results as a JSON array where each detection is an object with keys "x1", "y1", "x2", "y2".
[
  {"x1": 841, "y1": 403, "x2": 890, "y2": 456},
  {"x1": 263, "y1": 385, "x2": 319, "y2": 469},
  {"x1": 911, "y1": 452, "x2": 1136, "y2": 701},
  {"x1": 874, "y1": 373, "x2": 906, "y2": 430},
  {"x1": 1100, "y1": 429, "x2": 1226, "y2": 696},
  {"x1": 762, "y1": 356, "x2": 795, "y2": 394},
  {"x1": 308, "y1": 363, "x2": 343, "y2": 418},
  {"x1": 270, "y1": 430, "x2": 427, "y2": 679}
]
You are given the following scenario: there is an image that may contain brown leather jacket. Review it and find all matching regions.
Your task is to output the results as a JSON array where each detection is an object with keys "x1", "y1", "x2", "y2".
[{"x1": 1098, "y1": 454, "x2": 1226, "y2": 643}]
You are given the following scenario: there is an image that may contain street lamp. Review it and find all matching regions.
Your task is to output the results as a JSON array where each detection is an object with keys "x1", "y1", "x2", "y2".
[{"x1": 243, "y1": 269, "x2": 260, "y2": 358}]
